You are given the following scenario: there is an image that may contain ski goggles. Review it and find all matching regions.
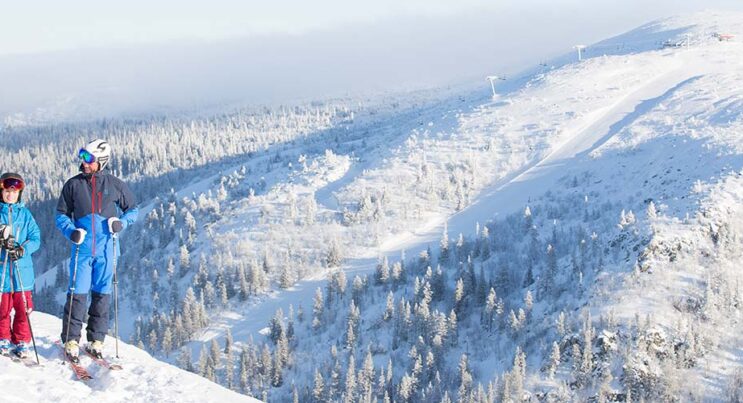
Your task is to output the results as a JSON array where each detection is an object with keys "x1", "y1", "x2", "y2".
[
  {"x1": 0, "y1": 177, "x2": 24, "y2": 191},
  {"x1": 78, "y1": 148, "x2": 97, "y2": 164}
]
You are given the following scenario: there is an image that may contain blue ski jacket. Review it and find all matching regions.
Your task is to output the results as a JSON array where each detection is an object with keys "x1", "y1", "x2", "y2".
[
  {"x1": 55, "y1": 170, "x2": 138, "y2": 258},
  {"x1": 0, "y1": 201, "x2": 41, "y2": 292}
]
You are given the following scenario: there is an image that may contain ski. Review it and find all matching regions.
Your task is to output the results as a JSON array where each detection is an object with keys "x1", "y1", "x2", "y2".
[
  {"x1": 83, "y1": 348, "x2": 123, "y2": 370},
  {"x1": 11, "y1": 354, "x2": 40, "y2": 367},
  {"x1": 2, "y1": 349, "x2": 38, "y2": 367},
  {"x1": 55, "y1": 341, "x2": 93, "y2": 381}
]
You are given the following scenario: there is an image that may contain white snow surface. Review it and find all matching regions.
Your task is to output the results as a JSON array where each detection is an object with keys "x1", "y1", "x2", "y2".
[
  {"x1": 192, "y1": 9, "x2": 743, "y2": 334},
  {"x1": 0, "y1": 312, "x2": 257, "y2": 403},
  {"x1": 172, "y1": 10, "x2": 743, "y2": 398}
]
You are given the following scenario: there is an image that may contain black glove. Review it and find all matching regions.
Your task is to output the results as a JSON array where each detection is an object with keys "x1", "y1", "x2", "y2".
[
  {"x1": 108, "y1": 217, "x2": 123, "y2": 234},
  {"x1": 2, "y1": 236, "x2": 15, "y2": 251},
  {"x1": 70, "y1": 229, "x2": 87, "y2": 245},
  {"x1": 8, "y1": 245, "x2": 24, "y2": 261}
]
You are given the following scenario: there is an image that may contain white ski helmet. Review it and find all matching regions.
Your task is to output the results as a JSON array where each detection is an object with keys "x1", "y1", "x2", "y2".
[{"x1": 80, "y1": 139, "x2": 112, "y2": 170}]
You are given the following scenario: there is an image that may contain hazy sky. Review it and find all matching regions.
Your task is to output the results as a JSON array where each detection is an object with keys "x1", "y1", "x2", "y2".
[{"x1": 1, "y1": 1, "x2": 742, "y2": 121}]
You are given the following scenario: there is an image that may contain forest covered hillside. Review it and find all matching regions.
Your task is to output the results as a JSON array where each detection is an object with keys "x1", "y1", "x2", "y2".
[{"x1": 2, "y1": 10, "x2": 743, "y2": 402}]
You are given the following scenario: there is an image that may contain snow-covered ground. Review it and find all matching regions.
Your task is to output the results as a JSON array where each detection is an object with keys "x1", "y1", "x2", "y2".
[
  {"x1": 162, "y1": 10, "x2": 743, "y2": 400},
  {"x1": 188, "y1": 8, "x2": 741, "y2": 332},
  {"x1": 0, "y1": 312, "x2": 257, "y2": 403}
]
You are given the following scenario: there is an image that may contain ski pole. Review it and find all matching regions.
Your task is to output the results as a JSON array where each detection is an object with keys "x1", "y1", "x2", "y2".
[
  {"x1": 0, "y1": 209, "x2": 11, "y2": 318},
  {"x1": 0, "y1": 246, "x2": 8, "y2": 306},
  {"x1": 64, "y1": 245, "x2": 81, "y2": 347},
  {"x1": 112, "y1": 234, "x2": 120, "y2": 359},
  {"x1": 12, "y1": 260, "x2": 39, "y2": 364}
]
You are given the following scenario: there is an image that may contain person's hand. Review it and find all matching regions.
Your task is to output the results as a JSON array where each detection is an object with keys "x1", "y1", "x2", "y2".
[
  {"x1": 8, "y1": 245, "x2": 24, "y2": 261},
  {"x1": 70, "y1": 228, "x2": 87, "y2": 245},
  {"x1": 108, "y1": 217, "x2": 123, "y2": 234}
]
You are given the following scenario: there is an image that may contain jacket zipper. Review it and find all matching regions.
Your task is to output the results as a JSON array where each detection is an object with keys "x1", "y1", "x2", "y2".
[
  {"x1": 8, "y1": 206, "x2": 13, "y2": 292},
  {"x1": 92, "y1": 175, "x2": 96, "y2": 255}
]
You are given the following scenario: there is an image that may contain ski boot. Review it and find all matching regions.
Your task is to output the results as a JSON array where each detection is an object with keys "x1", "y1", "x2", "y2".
[
  {"x1": 14, "y1": 342, "x2": 30, "y2": 359},
  {"x1": 64, "y1": 340, "x2": 80, "y2": 363},
  {"x1": 86, "y1": 340, "x2": 104, "y2": 359},
  {"x1": 0, "y1": 339, "x2": 11, "y2": 356}
]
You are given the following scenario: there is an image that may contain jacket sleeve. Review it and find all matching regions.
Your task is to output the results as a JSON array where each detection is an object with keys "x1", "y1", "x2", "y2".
[
  {"x1": 55, "y1": 181, "x2": 77, "y2": 239},
  {"x1": 22, "y1": 210, "x2": 41, "y2": 256},
  {"x1": 117, "y1": 178, "x2": 138, "y2": 230}
]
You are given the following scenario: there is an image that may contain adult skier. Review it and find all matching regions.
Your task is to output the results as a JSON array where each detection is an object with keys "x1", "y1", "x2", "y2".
[
  {"x1": 56, "y1": 139, "x2": 138, "y2": 361},
  {"x1": 0, "y1": 172, "x2": 41, "y2": 358}
]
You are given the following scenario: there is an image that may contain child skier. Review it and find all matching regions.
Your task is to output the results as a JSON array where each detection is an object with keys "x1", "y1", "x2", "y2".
[{"x1": 0, "y1": 172, "x2": 41, "y2": 358}]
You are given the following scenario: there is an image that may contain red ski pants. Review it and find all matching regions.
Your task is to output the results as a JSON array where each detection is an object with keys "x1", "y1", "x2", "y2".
[{"x1": 0, "y1": 291, "x2": 33, "y2": 344}]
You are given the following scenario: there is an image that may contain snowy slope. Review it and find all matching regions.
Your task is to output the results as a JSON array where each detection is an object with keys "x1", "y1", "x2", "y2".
[
  {"x1": 156, "y1": 10, "x2": 743, "y2": 400},
  {"x1": 18, "y1": 9, "x2": 743, "y2": 401},
  {"x1": 189, "y1": 9, "x2": 736, "y2": 325},
  {"x1": 0, "y1": 312, "x2": 257, "y2": 403}
]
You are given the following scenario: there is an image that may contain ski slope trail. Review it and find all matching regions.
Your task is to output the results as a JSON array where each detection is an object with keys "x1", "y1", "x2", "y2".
[
  {"x1": 196, "y1": 64, "x2": 702, "y2": 349},
  {"x1": 382, "y1": 65, "x2": 703, "y2": 258}
]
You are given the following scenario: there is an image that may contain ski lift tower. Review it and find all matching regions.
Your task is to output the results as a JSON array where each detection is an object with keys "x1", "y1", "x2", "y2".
[
  {"x1": 486, "y1": 75, "x2": 505, "y2": 99},
  {"x1": 574, "y1": 45, "x2": 586, "y2": 61}
]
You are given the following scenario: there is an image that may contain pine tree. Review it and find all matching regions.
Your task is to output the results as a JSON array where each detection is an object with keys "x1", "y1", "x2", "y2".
[
  {"x1": 375, "y1": 256, "x2": 390, "y2": 285},
  {"x1": 279, "y1": 264, "x2": 293, "y2": 289},
  {"x1": 522, "y1": 265, "x2": 535, "y2": 287},
  {"x1": 439, "y1": 222, "x2": 450, "y2": 263},
  {"x1": 360, "y1": 350, "x2": 375, "y2": 400},
  {"x1": 383, "y1": 291, "x2": 395, "y2": 321},
  {"x1": 524, "y1": 206, "x2": 533, "y2": 232},
  {"x1": 219, "y1": 279, "x2": 229, "y2": 307},
  {"x1": 391, "y1": 261, "x2": 406, "y2": 287},
  {"x1": 326, "y1": 240, "x2": 342, "y2": 268},
  {"x1": 511, "y1": 347, "x2": 526, "y2": 402},
  {"x1": 549, "y1": 341, "x2": 561, "y2": 379},
  {"x1": 484, "y1": 288, "x2": 497, "y2": 332},
  {"x1": 210, "y1": 339, "x2": 222, "y2": 373},
  {"x1": 198, "y1": 344, "x2": 210, "y2": 377},
  {"x1": 270, "y1": 308, "x2": 285, "y2": 344},
  {"x1": 166, "y1": 257, "x2": 176, "y2": 281},
  {"x1": 239, "y1": 347, "x2": 250, "y2": 393},
  {"x1": 454, "y1": 278, "x2": 465, "y2": 314},
  {"x1": 510, "y1": 310, "x2": 520, "y2": 333},
  {"x1": 276, "y1": 328, "x2": 290, "y2": 368},
  {"x1": 204, "y1": 282, "x2": 216, "y2": 309},
  {"x1": 260, "y1": 344, "x2": 273, "y2": 379},
  {"x1": 647, "y1": 200, "x2": 657, "y2": 220},
  {"x1": 151, "y1": 269, "x2": 160, "y2": 295},
  {"x1": 343, "y1": 355, "x2": 357, "y2": 403},
  {"x1": 457, "y1": 354, "x2": 472, "y2": 403},
  {"x1": 398, "y1": 372, "x2": 414, "y2": 403},
  {"x1": 541, "y1": 243, "x2": 557, "y2": 298},
  {"x1": 448, "y1": 310, "x2": 458, "y2": 345},
  {"x1": 328, "y1": 354, "x2": 341, "y2": 401},
  {"x1": 271, "y1": 350, "x2": 284, "y2": 387},
  {"x1": 556, "y1": 311, "x2": 567, "y2": 337},
  {"x1": 312, "y1": 287, "x2": 324, "y2": 330},
  {"x1": 148, "y1": 329, "x2": 159, "y2": 352},
  {"x1": 162, "y1": 327, "x2": 173, "y2": 358},
  {"x1": 179, "y1": 245, "x2": 190, "y2": 274},
  {"x1": 225, "y1": 347, "x2": 235, "y2": 390},
  {"x1": 287, "y1": 305, "x2": 295, "y2": 340},
  {"x1": 178, "y1": 346, "x2": 194, "y2": 372},
  {"x1": 313, "y1": 369, "x2": 326, "y2": 403},
  {"x1": 352, "y1": 275, "x2": 365, "y2": 304},
  {"x1": 237, "y1": 263, "x2": 250, "y2": 301}
]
